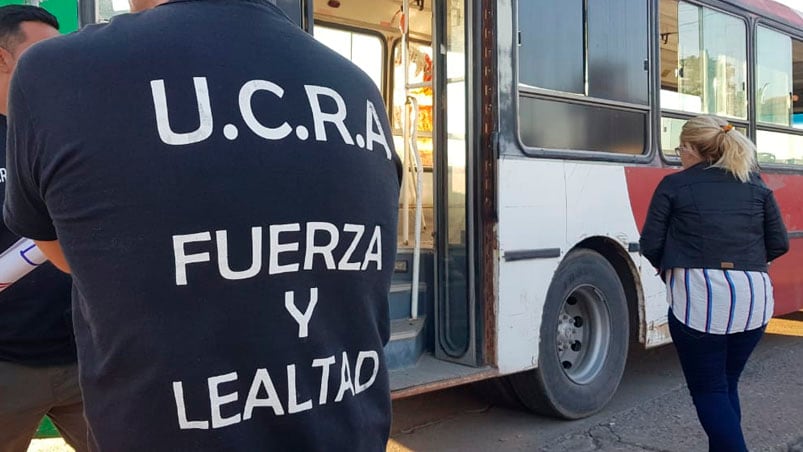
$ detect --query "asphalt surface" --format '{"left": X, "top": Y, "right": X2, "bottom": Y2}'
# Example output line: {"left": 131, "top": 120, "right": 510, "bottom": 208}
{"left": 389, "top": 311, "right": 803, "bottom": 452}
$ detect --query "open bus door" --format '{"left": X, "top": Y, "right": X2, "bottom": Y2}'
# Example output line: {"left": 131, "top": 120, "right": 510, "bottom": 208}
{"left": 311, "top": 0, "right": 485, "bottom": 391}
{"left": 430, "top": 0, "right": 479, "bottom": 369}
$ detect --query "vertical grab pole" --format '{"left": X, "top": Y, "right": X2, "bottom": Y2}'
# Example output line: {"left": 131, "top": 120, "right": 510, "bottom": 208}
{"left": 407, "top": 95, "right": 423, "bottom": 320}
{"left": 400, "top": 0, "right": 411, "bottom": 246}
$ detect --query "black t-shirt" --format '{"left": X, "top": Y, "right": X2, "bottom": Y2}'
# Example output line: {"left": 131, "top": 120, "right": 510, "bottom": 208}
{"left": 3, "top": 1, "right": 400, "bottom": 450}
{"left": 0, "top": 115, "right": 74, "bottom": 366}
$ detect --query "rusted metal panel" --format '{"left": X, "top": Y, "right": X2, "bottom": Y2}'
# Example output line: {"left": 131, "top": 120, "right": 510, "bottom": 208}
{"left": 480, "top": 0, "right": 499, "bottom": 367}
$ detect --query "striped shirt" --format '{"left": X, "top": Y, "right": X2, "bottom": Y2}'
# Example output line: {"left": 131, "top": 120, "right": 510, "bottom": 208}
{"left": 665, "top": 268, "right": 773, "bottom": 334}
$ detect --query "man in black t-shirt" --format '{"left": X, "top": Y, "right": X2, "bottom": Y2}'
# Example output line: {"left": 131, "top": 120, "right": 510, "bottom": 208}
{"left": 4, "top": 1, "right": 400, "bottom": 450}
{"left": 0, "top": 6, "right": 88, "bottom": 452}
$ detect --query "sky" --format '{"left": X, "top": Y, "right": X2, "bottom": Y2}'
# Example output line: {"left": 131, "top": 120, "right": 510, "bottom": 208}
{"left": 774, "top": 0, "right": 803, "bottom": 12}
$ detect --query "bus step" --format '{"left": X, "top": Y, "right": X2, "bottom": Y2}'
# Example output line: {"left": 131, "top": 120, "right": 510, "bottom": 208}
{"left": 388, "top": 282, "right": 428, "bottom": 320}
{"left": 384, "top": 317, "right": 427, "bottom": 371}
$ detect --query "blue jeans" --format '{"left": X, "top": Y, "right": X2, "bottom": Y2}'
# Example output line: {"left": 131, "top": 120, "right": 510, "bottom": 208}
{"left": 668, "top": 309, "right": 764, "bottom": 452}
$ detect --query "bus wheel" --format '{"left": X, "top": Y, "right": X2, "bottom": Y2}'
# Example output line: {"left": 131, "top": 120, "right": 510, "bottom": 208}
{"left": 472, "top": 376, "right": 525, "bottom": 410}
{"left": 508, "top": 249, "right": 629, "bottom": 419}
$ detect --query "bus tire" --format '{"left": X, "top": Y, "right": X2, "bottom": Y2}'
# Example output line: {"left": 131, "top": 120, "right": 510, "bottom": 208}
{"left": 507, "top": 249, "right": 629, "bottom": 419}
{"left": 472, "top": 376, "right": 525, "bottom": 410}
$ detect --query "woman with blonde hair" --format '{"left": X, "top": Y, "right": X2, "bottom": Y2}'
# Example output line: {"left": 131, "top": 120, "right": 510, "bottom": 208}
{"left": 640, "top": 115, "right": 789, "bottom": 452}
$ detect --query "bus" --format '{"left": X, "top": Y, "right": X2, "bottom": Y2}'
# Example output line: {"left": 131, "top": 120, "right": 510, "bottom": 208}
{"left": 23, "top": 0, "right": 803, "bottom": 421}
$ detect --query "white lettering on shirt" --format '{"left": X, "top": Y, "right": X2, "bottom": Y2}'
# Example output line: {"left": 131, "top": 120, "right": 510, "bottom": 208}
{"left": 149, "top": 78, "right": 395, "bottom": 162}
{"left": 338, "top": 224, "right": 364, "bottom": 271}
{"left": 239, "top": 80, "right": 292, "bottom": 140}
{"left": 286, "top": 364, "right": 313, "bottom": 414}
{"left": 243, "top": 369, "right": 285, "bottom": 419}
{"left": 151, "top": 77, "right": 214, "bottom": 146}
{"left": 173, "top": 232, "right": 212, "bottom": 286}
{"left": 354, "top": 351, "right": 379, "bottom": 394}
{"left": 268, "top": 223, "right": 301, "bottom": 275}
{"left": 208, "top": 372, "right": 241, "bottom": 429}
{"left": 311, "top": 356, "right": 335, "bottom": 405}
{"left": 304, "top": 85, "right": 354, "bottom": 145}
{"left": 365, "top": 100, "right": 392, "bottom": 159}
{"left": 361, "top": 226, "right": 382, "bottom": 271}
{"left": 172, "top": 222, "right": 384, "bottom": 287}
{"left": 173, "top": 349, "right": 382, "bottom": 430}
{"left": 216, "top": 227, "right": 263, "bottom": 280}
{"left": 284, "top": 288, "right": 318, "bottom": 339}
{"left": 334, "top": 351, "right": 354, "bottom": 402}
{"left": 303, "top": 222, "right": 338, "bottom": 270}
{"left": 172, "top": 381, "right": 210, "bottom": 430}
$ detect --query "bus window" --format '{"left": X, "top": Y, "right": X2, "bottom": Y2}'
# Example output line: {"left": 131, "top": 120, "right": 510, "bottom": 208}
{"left": 757, "top": 130, "right": 803, "bottom": 166}
{"left": 518, "top": 1, "right": 584, "bottom": 95}
{"left": 518, "top": 0, "right": 647, "bottom": 104}
{"left": 660, "top": 117, "right": 685, "bottom": 159}
{"left": 660, "top": 117, "right": 745, "bottom": 160}
{"left": 795, "top": 39, "right": 803, "bottom": 129}
{"left": 586, "top": 0, "right": 648, "bottom": 104}
{"left": 517, "top": 0, "right": 649, "bottom": 155}
{"left": 313, "top": 25, "right": 384, "bottom": 91}
{"left": 519, "top": 99, "right": 647, "bottom": 155}
{"left": 753, "top": 26, "right": 803, "bottom": 167}
{"left": 756, "top": 27, "right": 793, "bottom": 126}
{"left": 659, "top": 0, "right": 747, "bottom": 120}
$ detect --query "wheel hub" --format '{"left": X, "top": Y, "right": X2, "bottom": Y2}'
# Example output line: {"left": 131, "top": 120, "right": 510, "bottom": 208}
{"left": 554, "top": 286, "right": 612, "bottom": 385}
{"left": 556, "top": 314, "right": 579, "bottom": 352}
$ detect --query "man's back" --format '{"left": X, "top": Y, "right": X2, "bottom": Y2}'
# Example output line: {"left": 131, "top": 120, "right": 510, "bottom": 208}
{"left": 4, "top": 1, "right": 401, "bottom": 450}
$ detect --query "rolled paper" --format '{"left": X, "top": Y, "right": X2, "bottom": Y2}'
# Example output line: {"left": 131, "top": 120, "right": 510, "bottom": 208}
{"left": 0, "top": 238, "right": 47, "bottom": 292}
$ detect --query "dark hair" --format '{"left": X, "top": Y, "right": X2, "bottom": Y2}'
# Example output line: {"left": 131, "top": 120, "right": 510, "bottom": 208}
{"left": 0, "top": 5, "right": 59, "bottom": 53}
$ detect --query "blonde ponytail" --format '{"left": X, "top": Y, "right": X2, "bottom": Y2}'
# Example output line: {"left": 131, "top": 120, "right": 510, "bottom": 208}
{"left": 680, "top": 115, "right": 757, "bottom": 182}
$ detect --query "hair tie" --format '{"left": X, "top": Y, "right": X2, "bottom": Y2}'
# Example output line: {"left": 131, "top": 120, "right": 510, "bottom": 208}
{"left": 721, "top": 124, "right": 734, "bottom": 133}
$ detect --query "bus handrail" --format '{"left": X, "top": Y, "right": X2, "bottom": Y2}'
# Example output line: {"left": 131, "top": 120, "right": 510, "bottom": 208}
{"left": 406, "top": 95, "right": 423, "bottom": 320}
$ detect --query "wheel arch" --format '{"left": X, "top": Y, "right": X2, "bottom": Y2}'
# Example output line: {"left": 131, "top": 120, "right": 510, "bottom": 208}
{"left": 569, "top": 237, "right": 645, "bottom": 345}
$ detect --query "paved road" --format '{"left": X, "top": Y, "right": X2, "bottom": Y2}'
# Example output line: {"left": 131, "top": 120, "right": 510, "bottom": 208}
{"left": 389, "top": 312, "right": 803, "bottom": 452}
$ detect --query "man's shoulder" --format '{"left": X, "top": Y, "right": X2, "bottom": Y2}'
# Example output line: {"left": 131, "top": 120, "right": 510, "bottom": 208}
{"left": 18, "top": 5, "right": 180, "bottom": 70}
{"left": 15, "top": 22, "right": 109, "bottom": 77}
